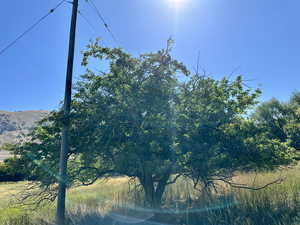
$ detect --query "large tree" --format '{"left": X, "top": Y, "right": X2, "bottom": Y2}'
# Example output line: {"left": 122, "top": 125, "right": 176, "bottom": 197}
{"left": 12, "top": 41, "right": 296, "bottom": 207}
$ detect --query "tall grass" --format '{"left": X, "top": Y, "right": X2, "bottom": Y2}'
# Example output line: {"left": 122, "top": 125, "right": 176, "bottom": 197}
{"left": 1, "top": 168, "right": 300, "bottom": 225}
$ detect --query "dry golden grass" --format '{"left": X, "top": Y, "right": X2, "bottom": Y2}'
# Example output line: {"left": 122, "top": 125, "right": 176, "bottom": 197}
{"left": 1, "top": 168, "right": 300, "bottom": 225}
{"left": 0, "top": 182, "right": 28, "bottom": 208}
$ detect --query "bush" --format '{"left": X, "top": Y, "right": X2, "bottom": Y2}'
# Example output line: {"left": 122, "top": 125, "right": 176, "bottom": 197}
{"left": 0, "top": 157, "right": 28, "bottom": 182}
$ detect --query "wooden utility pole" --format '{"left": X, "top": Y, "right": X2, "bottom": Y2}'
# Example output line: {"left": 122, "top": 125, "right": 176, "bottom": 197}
{"left": 56, "top": 0, "right": 78, "bottom": 225}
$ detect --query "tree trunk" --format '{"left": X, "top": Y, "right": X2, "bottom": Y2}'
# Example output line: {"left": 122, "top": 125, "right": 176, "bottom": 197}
{"left": 139, "top": 170, "right": 170, "bottom": 208}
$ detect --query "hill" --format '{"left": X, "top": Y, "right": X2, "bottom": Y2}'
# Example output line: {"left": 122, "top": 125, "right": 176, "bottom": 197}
{"left": 0, "top": 110, "right": 48, "bottom": 161}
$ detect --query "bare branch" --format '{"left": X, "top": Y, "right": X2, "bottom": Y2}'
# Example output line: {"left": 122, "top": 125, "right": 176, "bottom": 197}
{"left": 74, "top": 166, "right": 115, "bottom": 186}
{"left": 166, "top": 174, "right": 182, "bottom": 185}
{"left": 11, "top": 182, "right": 58, "bottom": 210}
{"left": 216, "top": 177, "right": 284, "bottom": 191}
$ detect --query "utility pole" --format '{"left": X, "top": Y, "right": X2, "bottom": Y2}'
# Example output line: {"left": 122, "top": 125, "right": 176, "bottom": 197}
{"left": 56, "top": 0, "right": 78, "bottom": 225}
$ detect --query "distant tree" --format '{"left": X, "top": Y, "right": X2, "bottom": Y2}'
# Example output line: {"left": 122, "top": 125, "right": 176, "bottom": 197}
{"left": 11, "top": 41, "right": 296, "bottom": 207}
{"left": 0, "top": 157, "right": 29, "bottom": 182}
{"left": 252, "top": 98, "right": 288, "bottom": 142}
{"left": 284, "top": 92, "right": 300, "bottom": 151}
{"left": 289, "top": 92, "right": 300, "bottom": 105}
{"left": 253, "top": 92, "right": 300, "bottom": 152}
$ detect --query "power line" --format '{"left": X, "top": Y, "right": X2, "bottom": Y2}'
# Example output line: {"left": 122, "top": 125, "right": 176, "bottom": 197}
{"left": 77, "top": 9, "right": 108, "bottom": 47}
{"left": 86, "top": 0, "right": 119, "bottom": 45}
{"left": 78, "top": 10, "right": 97, "bottom": 34}
{"left": 0, "top": 0, "right": 66, "bottom": 56}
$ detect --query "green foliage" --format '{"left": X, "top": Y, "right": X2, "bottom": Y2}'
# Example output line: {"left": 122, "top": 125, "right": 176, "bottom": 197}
{"left": 253, "top": 92, "right": 300, "bottom": 152}
{"left": 0, "top": 157, "right": 29, "bottom": 182}
{"left": 177, "top": 76, "right": 294, "bottom": 188}
{"left": 253, "top": 98, "right": 289, "bottom": 142}
{"left": 11, "top": 41, "right": 296, "bottom": 206}
{"left": 7, "top": 113, "right": 61, "bottom": 186}
{"left": 284, "top": 94, "right": 300, "bottom": 150}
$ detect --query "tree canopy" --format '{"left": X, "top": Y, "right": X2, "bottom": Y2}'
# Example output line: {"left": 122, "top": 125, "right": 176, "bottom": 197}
{"left": 11, "top": 41, "right": 296, "bottom": 207}
{"left": 253, "top": 92, "right": 300, "bottom": 152}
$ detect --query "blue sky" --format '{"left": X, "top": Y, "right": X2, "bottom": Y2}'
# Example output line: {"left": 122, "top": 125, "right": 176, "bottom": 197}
{"left": 1, "top": 0, "right": 300, "bottom": 111}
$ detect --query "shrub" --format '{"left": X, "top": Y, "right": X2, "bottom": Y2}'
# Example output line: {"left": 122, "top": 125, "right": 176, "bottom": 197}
{"left": 0, "top": 157, "right": 28, "bottom": 182}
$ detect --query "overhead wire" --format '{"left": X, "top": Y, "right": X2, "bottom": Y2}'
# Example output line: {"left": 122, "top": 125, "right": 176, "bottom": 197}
{"left": 78, "top": 10, "right": 97, "bottom": 34}
{"left": 77, "top": 9, "right": 108, "bottom": 47}
{"left": 0, "top": 0, "right": 66, "bottom": 56}
{"left": 86, "top": 0, "right": 119, "bottom": 45}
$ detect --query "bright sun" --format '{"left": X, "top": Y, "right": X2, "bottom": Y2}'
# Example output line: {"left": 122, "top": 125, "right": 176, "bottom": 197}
{"left": 169, "top": 0, "right": 185, "bottom": 2}
{"left": 167, "top": 0, "right": 187, "bottom": 7}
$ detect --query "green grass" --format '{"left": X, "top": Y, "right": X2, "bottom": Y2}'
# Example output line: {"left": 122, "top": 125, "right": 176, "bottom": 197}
{"left": 1, "top": 168, "right": 300, "bottom": 225}
{"left": 0, "top": 182, "right": 30, "bottom": 220}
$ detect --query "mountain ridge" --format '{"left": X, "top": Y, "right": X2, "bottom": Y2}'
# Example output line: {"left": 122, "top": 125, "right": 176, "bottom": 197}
{"left": 0, "top": 110, "right": 48, "bottom": 161}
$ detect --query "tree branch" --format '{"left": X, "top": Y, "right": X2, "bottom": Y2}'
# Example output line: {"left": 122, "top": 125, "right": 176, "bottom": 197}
{"left": 166, "top": 174, "right": 182, "bottom": 185}
{"left": 215, "top": 177, "right": 284, "bottom": 190}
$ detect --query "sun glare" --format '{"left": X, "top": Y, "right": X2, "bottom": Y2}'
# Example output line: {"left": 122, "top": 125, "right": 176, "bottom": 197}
{"left": 167, "top": 0, "right": 187, "bottom": 8}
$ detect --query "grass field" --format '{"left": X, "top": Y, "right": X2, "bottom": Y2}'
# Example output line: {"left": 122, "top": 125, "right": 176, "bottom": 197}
{"left": 1, "top": 168, "right": 300, "bottom": 225}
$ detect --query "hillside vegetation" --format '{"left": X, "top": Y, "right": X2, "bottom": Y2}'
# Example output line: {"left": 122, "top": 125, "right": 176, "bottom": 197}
{"left": 0, "top": 110, "right": 47, "bottom": 161}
